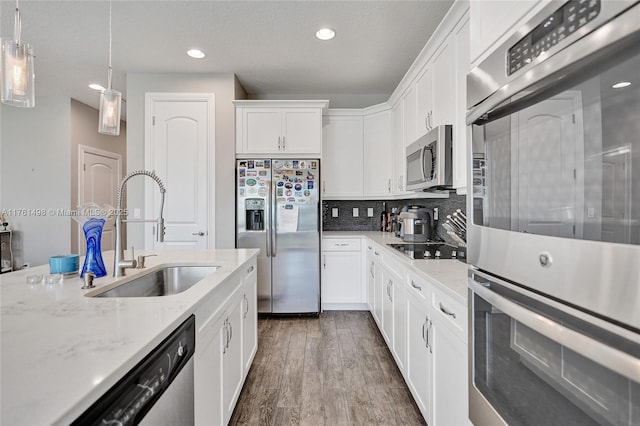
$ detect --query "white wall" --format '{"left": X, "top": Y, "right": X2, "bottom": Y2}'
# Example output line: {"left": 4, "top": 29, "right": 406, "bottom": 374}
{"left": 70, "top": 100, "right": 127, "bottom": 253}
{"left": 0, "top": 97, "right": 72, "bottom": 267}
{"left": 126, "top": 73, "right": 240, "bottom": 249}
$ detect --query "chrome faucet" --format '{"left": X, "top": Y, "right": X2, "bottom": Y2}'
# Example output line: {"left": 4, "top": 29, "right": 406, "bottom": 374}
{"left": 113, "top": 170, "right": 166, "bottom": 277}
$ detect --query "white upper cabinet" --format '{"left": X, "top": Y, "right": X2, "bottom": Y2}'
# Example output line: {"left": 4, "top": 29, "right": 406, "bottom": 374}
{"left": 415, "top": 64, "right": 433, "bottom": 139}
{"left": 235, "top": 100, "right": 328, "bottom": 156}
{"left": 402, "top": 85, "right": 417, "bottom": 147}
{"left": 322, "top": 114, "right": 364, "bottom": 198}
{"left": 470, "top": 0, "right": 549, "bottom": 68}
{"left": 452, "top": 15, "right": 471, "bottom": 190}
{"left": 432, "top": 40, "right": 454, "bottom": 128}
{"left": 363, "top": 108, "right": 393, "bottom": 197}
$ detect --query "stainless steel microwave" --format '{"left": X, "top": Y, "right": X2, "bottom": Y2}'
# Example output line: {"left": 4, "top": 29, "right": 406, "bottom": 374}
{"left": 405, "top": 124, "right": 452, "bottom": 191}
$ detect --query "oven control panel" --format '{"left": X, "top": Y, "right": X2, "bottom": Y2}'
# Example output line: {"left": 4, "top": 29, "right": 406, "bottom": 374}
{"left": 507, "top": 0, "right": 601, "bottom": 75}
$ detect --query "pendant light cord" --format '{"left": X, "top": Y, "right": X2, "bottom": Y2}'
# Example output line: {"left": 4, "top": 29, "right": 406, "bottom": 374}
{"left": 14, "top": 0, "right": 21, "bottom": 44}
{"left": 107, "top": 0, "right": 113, "bottom": 90}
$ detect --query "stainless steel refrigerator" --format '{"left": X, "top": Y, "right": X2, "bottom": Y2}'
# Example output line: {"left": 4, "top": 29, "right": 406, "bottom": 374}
{"left": 236, "top": 159, "right": 320, "bottom": 314}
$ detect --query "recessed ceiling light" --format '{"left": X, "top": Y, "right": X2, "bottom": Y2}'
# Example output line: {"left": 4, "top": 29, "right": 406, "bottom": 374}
{"left": 187, "top": 49, "right": 206, "bottom": 59}
{"left": 89, "top": 83, "right": 105, "bottom": 91}
{"left": 612, "top": 81, "right": 631, "bottom": 89}
{"left": 315, "top": 28, "right": 336, "bottom": 41}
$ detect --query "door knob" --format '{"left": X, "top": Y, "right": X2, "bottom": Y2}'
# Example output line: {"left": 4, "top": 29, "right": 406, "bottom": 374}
{"left": 192, "top": 231, "right": 205, "bottom": 236}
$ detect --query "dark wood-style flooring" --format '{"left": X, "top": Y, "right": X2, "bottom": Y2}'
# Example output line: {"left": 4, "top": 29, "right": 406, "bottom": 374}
{"left": 229, "top": 311, "right": 426, "bottom": 426}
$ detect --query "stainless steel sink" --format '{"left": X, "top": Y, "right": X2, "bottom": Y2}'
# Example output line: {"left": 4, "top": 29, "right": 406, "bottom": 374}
{"left": 93, "top": 266, "right": 219, "bottom": 297}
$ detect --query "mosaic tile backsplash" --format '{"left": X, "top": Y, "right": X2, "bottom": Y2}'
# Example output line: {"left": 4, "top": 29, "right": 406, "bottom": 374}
{"left": 322, "top": 194, "right": 466, "bottom": 244}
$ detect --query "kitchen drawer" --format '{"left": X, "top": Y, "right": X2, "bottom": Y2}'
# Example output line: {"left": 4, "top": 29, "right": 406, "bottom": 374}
{"left": 323, "top": 238, "right": 362, "bottom": 251}
{"left": 406, "top": 269, "right": 429, "bottom": 302}
{"left": 431, "top": 285, "right": 467, "bottom": 338}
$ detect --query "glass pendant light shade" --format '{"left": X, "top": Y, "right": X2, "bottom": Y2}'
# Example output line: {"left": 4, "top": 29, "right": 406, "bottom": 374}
{"left": 1, "top": 4, "right": 35, "bottom": 108}
{"left": 98, "top": 0, "right": 121, "bottom": 136}
{"left": 98, "top": 87, "right": 121, "bottom": 135}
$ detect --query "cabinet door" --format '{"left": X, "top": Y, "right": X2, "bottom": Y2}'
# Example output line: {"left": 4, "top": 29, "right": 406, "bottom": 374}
{"left": 366, "top": 246, "right": 375, "bottom": 312}
{"left": 242, "top": 266, "right": 258, "bottom": 374}
{"left": 402, "top": 85, "right": 417, "bottom": 146}
{"left": 432, "top": 40, "right": 454, "bottom": 127}
{"left": 406, "top": 290, "right": 432, "bottom": 423}
{"left": 222, "top": 298, "right": 244, "bottom": 425}
{"left": 372, "top": 249, "right": 383, "bottom": 327}
{"left": 392, "top": 101, "right": 409, "bottom": 195}
{"left": 282, "top": 109, "right": 322, "bottom": 154}
{"left": 322, "top": 250, "right": 363, "bottom": 305}
{"left": 415, "top": 64, "right": 433, "bottom": 138}
{"left": 392, "top": 277, "right": 406, "bottom": 373}
{"left": 363, "top": 110, "right": 393, "bottom": 197}
{"left": 322, "top": 115, "right": 364, "bottom": 198}
{"left": 242, "top": 108, "right": 282, "bottom": 153}
{"left": 381, "top": 271, "right": 394, "bottom": 346}
{"left": 431, "top": 316, "right": 468, "bottom": 426}
{"left": 194, "top": 314, "right": 224, "bottom": 426}
{"left": 453, "top": 15, "right": 470, "bottom": 190}
{"left": 469, "top": 0, "right": 544, "bottom": 66}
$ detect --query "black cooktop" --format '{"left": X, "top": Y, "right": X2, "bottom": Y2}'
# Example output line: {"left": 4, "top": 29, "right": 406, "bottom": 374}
{"left": 387, "top": 242, "right": 465, "bottom": 261}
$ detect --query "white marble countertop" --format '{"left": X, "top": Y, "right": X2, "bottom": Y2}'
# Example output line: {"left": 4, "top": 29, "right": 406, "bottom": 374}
{"left": 0, "top": 248, "right": 259, "bottom": 426}
{"left": 322, "top": 231, "right": 469, "bottom": 303}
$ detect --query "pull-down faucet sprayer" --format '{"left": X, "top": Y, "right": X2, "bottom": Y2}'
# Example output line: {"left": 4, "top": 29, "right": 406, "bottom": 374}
{"left": 113, "top": 170, "right": 166, "bottom": 277}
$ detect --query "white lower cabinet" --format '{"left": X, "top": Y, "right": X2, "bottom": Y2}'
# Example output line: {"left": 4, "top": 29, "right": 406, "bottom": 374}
{"left": 222, "top": 294, "right": 244, "bottom": 423}
{"left": 242, "top": 264, "right": 258, "bottom": 374}
{"left": 405, "top": 278, "right": 433, "bottom": 423}
{"left": 194, "top": 259, "right": 258, "bottom": 426}
{"left": 366, "top": 244, "right": 376, "bottom": 312}
{"left": 431, "top": 312, "right": 468, "bottom": 426}
{"left": 372, "top": 247, "right": 384, "bottom": 327}
{"left": 321, "top": 238, "right": 364, "bottom": 309}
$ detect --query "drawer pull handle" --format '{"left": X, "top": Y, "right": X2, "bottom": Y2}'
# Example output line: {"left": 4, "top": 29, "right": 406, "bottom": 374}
{"left": 374, "top": 251, "right": 380, "bottom": 256}
{"left": 247, "top": 265, "right": 254, "bottom": 274}
{"left": 411, "top": 280, "right": 422, "bottom": 291}
{"left": 439, "top": 302, "right": 456, "bottom": 319}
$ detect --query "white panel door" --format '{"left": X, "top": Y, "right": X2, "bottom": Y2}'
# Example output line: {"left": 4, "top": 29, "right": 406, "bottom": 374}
{"left": 79, "top": 147, "right": 121, "bottom": 255}
{"left": 147, "top": 94, "right": 212, "bottom": 249}
{"left": 514, "top": 92, "right": 583, "bottom": 238}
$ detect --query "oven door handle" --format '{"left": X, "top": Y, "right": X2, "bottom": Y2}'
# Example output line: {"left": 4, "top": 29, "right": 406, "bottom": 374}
{"left": 469, "top": 279, "right": 640, "bottom": 383}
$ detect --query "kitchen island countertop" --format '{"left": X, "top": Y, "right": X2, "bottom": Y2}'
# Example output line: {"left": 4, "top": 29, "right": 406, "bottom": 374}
{"left": 0, "top": 248, "right": 259, "bottom": 425}
{"left": 322, "top": 231, "right": 469, "bottom": 303}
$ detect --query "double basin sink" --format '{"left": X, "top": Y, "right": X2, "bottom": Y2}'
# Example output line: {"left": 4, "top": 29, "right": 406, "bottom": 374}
{"left": 89, "top": 265, "right": 219, "bottom": 298}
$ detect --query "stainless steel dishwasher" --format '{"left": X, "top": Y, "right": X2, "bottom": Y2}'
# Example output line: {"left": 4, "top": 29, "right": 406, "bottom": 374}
{"left": 72, "top": 315, "right": 195, "bottom": 426}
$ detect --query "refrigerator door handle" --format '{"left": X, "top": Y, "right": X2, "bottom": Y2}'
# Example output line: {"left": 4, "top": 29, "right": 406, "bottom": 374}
{"left": 272, "top": 205, "right": 277, "bottom": 257}
{"left": 265, "top": 179, "right": 271, "bottom": 258}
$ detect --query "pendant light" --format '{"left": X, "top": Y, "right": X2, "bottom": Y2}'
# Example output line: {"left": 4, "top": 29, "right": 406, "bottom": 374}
{"left": 98, "top": 0, "right": 121, "bottom": 136}
{"left": 1, "top": 0, "right": 36, "bottom": 108}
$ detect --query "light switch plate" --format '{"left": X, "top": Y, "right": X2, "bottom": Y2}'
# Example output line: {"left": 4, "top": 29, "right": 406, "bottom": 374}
{"left": 367, "top": 207, "right": 374, "bottom": 217}
{"left": 332, "top": 208, "right": 339, "bottom": 218}
{"left": 353, "top": 208, "right": 359, "bottom": 217}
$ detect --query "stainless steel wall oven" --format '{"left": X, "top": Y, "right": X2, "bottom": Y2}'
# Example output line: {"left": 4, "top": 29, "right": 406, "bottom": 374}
{"left": 466, "top": 1, "right": 640, "bottom": 424}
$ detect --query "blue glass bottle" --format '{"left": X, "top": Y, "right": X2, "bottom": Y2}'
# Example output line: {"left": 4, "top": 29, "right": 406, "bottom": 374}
{"left": 81, "top": 218, "right": 107, "bottom": 278}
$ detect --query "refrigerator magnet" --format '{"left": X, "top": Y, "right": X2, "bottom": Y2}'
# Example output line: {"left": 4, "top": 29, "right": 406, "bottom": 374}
{"left": 247, "top": 161, "right": 255, "bottom": 169}
{"left": 256, "top": 161, "right": 264, "bottom": 167}
{"left": 259, "top": 170, "right": 267, "bottom": 176}
{"left": 294, "top": 183, "right": 303, "bottom": 191}
{"left": 258, "top": 187, "right": 267, "bottom": 196}
{"left": 239, "top": 178, "right": 246, "bottom": 187}
{"left": 239, "top": 188, "right": 245, "bottom": 196}
{"left": 304, "top": 190, "right": 311, "bottom": 196}
{"left": 299, "top": 161, "right": 306, "bottom": 169}
{"left": 239, "top": 161, "right": 247, "bottom": 168}
{"left": 307, "top": 181, "right": 314, "bottom": 189}
{"left": 285, "top": 190, "right": 292, "bottom": 196}
{"left": 246, "top": 170, "right": 257, "bottom": 177}
{"left": 246, "top": 179, "right": 257, "bottom": 186}
{"left": 311, "top": 161, "right": 318, "bottom": 169}
{"left": 277, "top": 188, "right": 284, "bottom": 196}
{"left": 264, "top": 160, "right": 270, "bottom": 168}
{"left": 239, "top": 169, "right": 245, "bottom": 177}
{"left": 292, "top": 160, "right": 299, "bottom": 168}
{"left": 277, "top": 181, "right": 285, "bottom": 187}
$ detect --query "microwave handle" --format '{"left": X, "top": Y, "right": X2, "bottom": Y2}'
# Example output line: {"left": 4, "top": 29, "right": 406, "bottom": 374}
{"left": 420, "top": 145, "right": 427, "bottom": 181}
{"left": 469, "top": 277, "right": 640, "bottom": 383}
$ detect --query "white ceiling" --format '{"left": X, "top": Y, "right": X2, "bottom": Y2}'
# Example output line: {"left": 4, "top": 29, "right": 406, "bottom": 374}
{"left": 0, "top": 0, "right": 454, "bottom": 114}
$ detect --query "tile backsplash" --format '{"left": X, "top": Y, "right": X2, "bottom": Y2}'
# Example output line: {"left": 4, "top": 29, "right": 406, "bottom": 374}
{"left": 322, "top": 194, "right": 466, "bottom": 244}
